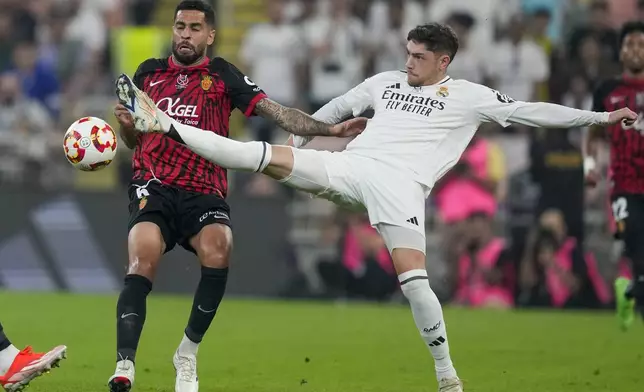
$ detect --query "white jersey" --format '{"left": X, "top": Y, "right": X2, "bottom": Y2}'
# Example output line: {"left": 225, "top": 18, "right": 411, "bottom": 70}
{"left": 295, "top": 71, "right": 611, "bottom": 188}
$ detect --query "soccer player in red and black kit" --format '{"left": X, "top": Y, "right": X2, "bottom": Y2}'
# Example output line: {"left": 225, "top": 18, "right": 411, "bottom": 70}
{"left": 109, "top": 1, "right": 363, "bottom": 391}
{"left": 585, "top": 21, "right": 644, "bottom": 330}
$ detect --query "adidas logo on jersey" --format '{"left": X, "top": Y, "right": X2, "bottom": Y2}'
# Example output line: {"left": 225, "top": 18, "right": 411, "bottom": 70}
{"left": 386, "top": 83, "right": 401, "bottom": 89}
{"left": 406, "top": 216, "right": 419, "bottom": 226}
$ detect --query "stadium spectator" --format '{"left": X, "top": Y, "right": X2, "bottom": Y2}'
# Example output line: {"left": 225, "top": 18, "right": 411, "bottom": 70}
{"left": 240, "top": 0, "right": 309, "bottom": 196}
{"left": 433, "top": 135, "right": 507, "bottom": 283}
{"left": 487, "top": 15, "right": 549, "bottom": 104}
{"left": 0, "top": 14, "right": 14, "bottom": 73}
{"left": 365, "top": 0, "right": 425, "bottom": 74}
{"left": 551, "top": 34, "right": 620, "bottom": 103}
{"left": 8, "top": 40, "right": 60, "bottom": 120}
{"left": 444, "top": 12, "right": 487, "bottom": 84}
{"left": 316, "top": 212, "right": 398, "bottom": 302}
{"left": 0, "top": 72, "right": 54, "bottom": 188}
{"left": 528, "top": 8, "right": 555, "bottom": 102}
{"left": 240, "top": 0, "right": 307, "bottom": 143}
{"left": 637, "top": 0, "right": 644, "bottom": 20}
{"left": 453, "top": 212, "right": 515, "bottom": 308}
{"left": 521, "top": 0, "right": 566, "bottom": 44}
{"left": 434, "top": 136, "right": 507, "bottom": 225}
{"left": 530, "top": 125, "right": 585, "bottom": 246}
{"left": 567, "top": 0, "right": 619, "bottom": 61}
{"left": 518, "top": 209, "right": 610, "bottom": 308}
{"left": 426, "top": 0, "right": 519, "bottom": 50}
{"left": 303, "top": 0, "right": 366, "bottom": 111}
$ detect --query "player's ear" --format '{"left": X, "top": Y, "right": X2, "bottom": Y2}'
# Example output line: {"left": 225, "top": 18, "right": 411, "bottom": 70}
{"left": 207, "top": 29, "right": 216, "bottom": 46}
{"left": 439, "top": 54, "right": 451, "bottom": 71}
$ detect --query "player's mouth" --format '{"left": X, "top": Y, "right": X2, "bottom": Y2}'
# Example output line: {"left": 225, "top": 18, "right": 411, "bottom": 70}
{"left": 177, "top": 43, "right": 194, "bottom": 54}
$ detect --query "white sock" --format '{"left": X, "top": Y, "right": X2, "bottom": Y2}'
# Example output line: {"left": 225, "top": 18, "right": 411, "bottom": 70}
{"left": 399, "top": 269, "right": 458, "bottom": 381}
{"left": 155, "top": 107, "right": 272, "bottom": 173}
{"left": 177, "top": 333, "right": 199, "bottom": 357}
{"left": 0, "top": 345, "right": 20, "bottom": 375}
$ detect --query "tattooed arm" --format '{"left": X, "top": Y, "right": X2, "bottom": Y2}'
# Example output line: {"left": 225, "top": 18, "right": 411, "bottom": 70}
{"left": 254, "top": 98, "right": 336, "bottom": 137}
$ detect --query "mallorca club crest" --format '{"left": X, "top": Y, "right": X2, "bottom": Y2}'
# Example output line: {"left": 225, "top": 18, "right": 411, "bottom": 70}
{"left": 139, "top": 196, "right": 148, "bottom": 210}
{"left": 201, "top": 74, "right": 213, "bottom": 91}
{"left": 176, "top": 74, "right": 189, "bottom": 90}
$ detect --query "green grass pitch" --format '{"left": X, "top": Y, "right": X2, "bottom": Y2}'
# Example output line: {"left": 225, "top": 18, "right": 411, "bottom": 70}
{"left": 1, "top": 291, "right": 642, "bottom": 392}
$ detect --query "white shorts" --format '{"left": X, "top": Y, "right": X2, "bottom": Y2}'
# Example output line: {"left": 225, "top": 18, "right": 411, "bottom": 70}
{"left": 283, "top": 148, "right": 429, "bottom": 252}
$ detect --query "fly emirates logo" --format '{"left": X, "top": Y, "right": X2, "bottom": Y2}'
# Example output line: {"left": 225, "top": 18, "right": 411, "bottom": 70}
{"left": 156, "top": 97, "right": 200, "bottom": 126}
{"left": 381, "top": 89, "right": 445, "bottom": 117}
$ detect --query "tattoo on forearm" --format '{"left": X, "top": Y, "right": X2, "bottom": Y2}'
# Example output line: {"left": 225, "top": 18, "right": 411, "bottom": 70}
{"left": 255, "top": 98, "right": 332, "bottom": 136}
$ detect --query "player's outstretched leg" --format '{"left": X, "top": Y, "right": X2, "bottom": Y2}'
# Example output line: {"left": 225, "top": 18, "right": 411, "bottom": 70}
{"left": 376, "top": 225, "right": 462, "bottom": 392}
{"left": 0, "top": 322, "right": 67, "bottom": 392}
{"left": 108, "top": 222, "right": 162, "bottom": 392}
{"left": 115, "top": 74, "right": 307, "bottom": 183}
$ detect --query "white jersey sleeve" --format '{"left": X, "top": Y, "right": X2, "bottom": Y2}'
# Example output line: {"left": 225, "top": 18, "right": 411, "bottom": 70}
{"left": 291, "top": 76, "right": 375, "bottom": 148}
{"left": 472, "top": 84, "right": 610, "bottom": 128}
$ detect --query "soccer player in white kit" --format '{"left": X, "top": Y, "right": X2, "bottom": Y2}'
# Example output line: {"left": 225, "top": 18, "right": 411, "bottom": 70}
{"left": 116, "top": 23, "right": 636, "bottom": 392}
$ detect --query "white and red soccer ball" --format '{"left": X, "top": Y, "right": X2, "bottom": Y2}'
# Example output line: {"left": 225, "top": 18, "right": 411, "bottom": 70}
{"left": 63, "top": 116, "right": 117, "bottom": 171}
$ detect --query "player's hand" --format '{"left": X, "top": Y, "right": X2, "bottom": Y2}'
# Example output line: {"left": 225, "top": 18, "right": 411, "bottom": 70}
{"left": 607, "top": 107, "right": 637, "bottom": 126}
{"left": 114, "top": 104, "right": 135, "bottom": 129}
{"left": 330, "top": 117, "right": 368, "bottom": 138}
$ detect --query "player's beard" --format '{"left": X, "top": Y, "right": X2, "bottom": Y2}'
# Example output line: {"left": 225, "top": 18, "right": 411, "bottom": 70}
{"left": 172, "top": 41, "right": 206, "bottom": 66}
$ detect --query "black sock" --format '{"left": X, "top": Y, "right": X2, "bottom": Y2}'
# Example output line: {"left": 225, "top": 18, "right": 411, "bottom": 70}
{"left": 116, "top": 274, "right": 152, "bottom": 363}
{"left": 185, "top": 266, "right": 228, "bottom": 343}
{"left": 0, "top": 322, "right": 10, "bottom": 352}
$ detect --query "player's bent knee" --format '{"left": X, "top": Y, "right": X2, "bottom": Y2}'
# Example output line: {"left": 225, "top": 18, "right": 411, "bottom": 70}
{"left": 191, "top": 223, "right": 233, "bottom": 268}
{"left": 127, "top": 221, "right": 165, "bottom": 278}
{"left": 376, "top": 223, "right": 427, "bottom": 274}
{"left": 262, "top": 145, "right": 295, "bottom": 180}
{"left": 391, "top": 248, "right": 427, "bottom": 275}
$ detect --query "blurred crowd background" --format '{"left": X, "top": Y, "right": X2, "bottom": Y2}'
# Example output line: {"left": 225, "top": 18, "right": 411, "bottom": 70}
{"left": 0, "top": 0, "right": 638, "bottom": 309}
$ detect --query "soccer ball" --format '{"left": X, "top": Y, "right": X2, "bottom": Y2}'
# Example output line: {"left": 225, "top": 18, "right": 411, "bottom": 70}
{"left": 63, "top": 116, "right": 118, "bottom": 171}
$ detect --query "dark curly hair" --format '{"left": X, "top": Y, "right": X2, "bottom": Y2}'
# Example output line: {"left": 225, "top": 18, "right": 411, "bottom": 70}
{"left": 407, "top": 23, "right": 459, "bottom": 63}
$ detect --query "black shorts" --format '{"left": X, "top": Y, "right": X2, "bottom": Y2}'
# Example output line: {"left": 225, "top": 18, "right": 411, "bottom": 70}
{"left": 611, "top": 194, "right": 644, "bottom": 261}
{"left": 128, "top": 180, "right": 231, "bottom": 254}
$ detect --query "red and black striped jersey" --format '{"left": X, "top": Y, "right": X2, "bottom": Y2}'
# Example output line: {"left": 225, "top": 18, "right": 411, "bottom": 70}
{"left": 131, "top": 56, "right": 266, "bottom": 196}
{"left": 593, "top": 76, "right": 644, "bottom": 196}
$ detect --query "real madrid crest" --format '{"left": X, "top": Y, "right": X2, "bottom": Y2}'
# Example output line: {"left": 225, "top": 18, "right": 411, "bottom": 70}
{"left": 201, "top": 74, "right": 213, "bottom": 91}
{"left": 437, "top": 86, "right": 449, "bottom": 98}
{"left": 139, "top": 196, "right": 148, "bottom": 210}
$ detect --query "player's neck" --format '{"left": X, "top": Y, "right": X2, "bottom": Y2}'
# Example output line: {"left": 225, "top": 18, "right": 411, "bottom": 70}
{"left": 170, "top": 54, "right": 207, "bottom": 68}
{"left": 420, "top": 73, "right": 449, "bottom": 86}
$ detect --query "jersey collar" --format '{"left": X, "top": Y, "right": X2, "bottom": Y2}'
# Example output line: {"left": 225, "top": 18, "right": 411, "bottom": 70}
{"left": 169, "top": 55, "right": 210, "bottom": 69}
